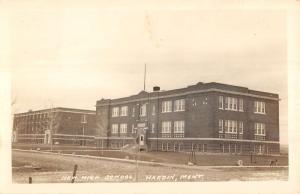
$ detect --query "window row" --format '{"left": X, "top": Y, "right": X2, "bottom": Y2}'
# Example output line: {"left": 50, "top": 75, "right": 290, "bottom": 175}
{"left": 218, "top": 120, "right": 266, "bottom": 136}
{"left": 111, "top": 123, "right": 128, "bottom": 134}
{"left": 15, "top": 113, "right": 49, "bottom": 120}
{"left": 162, "top": 99, "right": 185, "bottom": 113}
{"left": 218, "top": 120, "right": 243, "bottom": 134}
{"left": 218, "top": 96, "right": 266, "bottom": 114}
{"left": 111, "top": 121, "right": 185, "bottom": 135}
{"left": 161, "top": 121, "right": 185, "bottom": 134}
{"left": 111, "top": 99, "right": 185, "bottom": 117}
{"left": 218, "top": 96, "right": 243, "bottom": 111}
{"left": 112, "top": 106, "right": 128, "bottom": 117}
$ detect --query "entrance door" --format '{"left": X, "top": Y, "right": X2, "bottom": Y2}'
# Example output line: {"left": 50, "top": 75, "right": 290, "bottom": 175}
{"left": 44, "top": 130, "right": 51, "bottom": 144}
{"left": 139, "top": 135, "right": 144, "bottom": 146}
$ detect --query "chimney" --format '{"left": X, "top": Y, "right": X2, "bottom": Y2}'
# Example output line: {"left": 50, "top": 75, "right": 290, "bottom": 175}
{"left": 153, "top": 86, "right": 160, "bottom": 92}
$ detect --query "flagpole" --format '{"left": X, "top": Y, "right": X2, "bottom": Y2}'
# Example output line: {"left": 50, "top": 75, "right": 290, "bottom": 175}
{"left": 143, "top": 63, "right": 146, "bottom": 91}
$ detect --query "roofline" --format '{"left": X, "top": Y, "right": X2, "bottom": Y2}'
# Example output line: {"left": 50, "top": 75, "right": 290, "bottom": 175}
{"left": 96, "top": 82, "right": 279, "bottom": 106}
{"left": 14, "top": 107, "right": 96, "bottom": 116}
{"left": 97, "top": 88, "right": 280, "bottom": 107}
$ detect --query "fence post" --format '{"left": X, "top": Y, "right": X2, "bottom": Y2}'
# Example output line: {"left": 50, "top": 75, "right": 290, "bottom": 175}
{"left": 71, "top": 164, "right": 78, "bottom": 183}
{"left": 29, "top": 177, "right": 32, "bottom": 184}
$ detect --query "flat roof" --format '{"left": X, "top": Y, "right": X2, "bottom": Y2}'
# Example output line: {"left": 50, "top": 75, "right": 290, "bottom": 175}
{"left": 96, "top": 82, "right": 279, "bottom": 106}
{"left": 14, "top": 107, "right": 96, "bottom": 116}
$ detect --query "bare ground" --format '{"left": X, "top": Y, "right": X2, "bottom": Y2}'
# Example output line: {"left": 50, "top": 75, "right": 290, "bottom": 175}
{"left": 12, "top": 150, "right": 288, "bottom": 183}
{"left": 12, "top": 143, "right": 289, "bottom": 166}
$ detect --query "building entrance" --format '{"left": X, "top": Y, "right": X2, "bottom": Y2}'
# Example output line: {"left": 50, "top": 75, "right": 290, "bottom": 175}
{"left": 44, "top": 130, "right": 51, "bottom": 144}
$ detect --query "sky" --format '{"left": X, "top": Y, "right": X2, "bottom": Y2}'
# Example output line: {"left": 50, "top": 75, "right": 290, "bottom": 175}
{"left": 8, "top": 1, "right": 287, "bottom": 144}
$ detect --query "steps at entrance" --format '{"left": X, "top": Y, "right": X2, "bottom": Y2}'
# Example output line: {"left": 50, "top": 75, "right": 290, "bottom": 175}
{"left": 121, "top": 144, "right": 138, "bottom": 153}
{"left": 121, "top": 144, "right": 147, "bottom": 152}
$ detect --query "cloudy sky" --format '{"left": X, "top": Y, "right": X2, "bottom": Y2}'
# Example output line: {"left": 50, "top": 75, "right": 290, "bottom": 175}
{"left": 8, "top": 1, "right": 287, "bottom": 144}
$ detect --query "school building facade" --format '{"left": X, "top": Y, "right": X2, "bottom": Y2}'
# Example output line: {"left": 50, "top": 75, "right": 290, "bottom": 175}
{"left": 12, "top": 107, "right": 96, "bottom": 145}
{"left": 95, "top": 82, "right": 280, "bottom": 155}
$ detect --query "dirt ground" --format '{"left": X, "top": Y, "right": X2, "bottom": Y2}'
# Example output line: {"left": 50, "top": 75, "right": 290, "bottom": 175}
{"left": 12, "top": 150, "right": 288, "bottom": 183}
{"left": 12, "top": 143, "right": 289, "bottom": 166}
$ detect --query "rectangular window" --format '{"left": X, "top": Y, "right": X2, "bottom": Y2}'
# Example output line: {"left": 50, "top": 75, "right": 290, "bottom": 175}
{"left": 81, "top": 114, "right": 87, "bottom": 123}
{"left": 120, "top": 106, "right": 128, "bottom": 116}
{"left": 120, "top": 123, "right": 127, "bottom": 133}
{"left": 224, "top": 120, "right": 238, "bottom": 134}
{"left": 238, "top": 99, "right": 244, "bottom": 112}
{"left": 139, "top": 104, "right": 147, "bottom": 117}
{"left": 112, "top": 107, "right": 119, "bottom": 117}
{"left": 131, "top": 124, "right": 135, "bottom": 133}
{"left": 233, "top": 98, "right": 237, "bottom": 110}
{"left": 174, "top": 121, "right": 185, "bottom": 133}
{"left": 224, "top": 120, "right": 228, "bottom": 132}
{"left": 162, "top": 101, "right": 172, "bottom": 113}
{"left": 254, "top": 101, "right": 266, "bottom": 114}
{"left": 255, "top": 123, "right": 266, "bottom": 135}
{"left": 218, "top": 96, "right": 223, "bottom": 109}
{"left": 239, "top": 121, "right": 244, "bottom": 134}
{"left": 225, "top": 97, "right": 238, "bottom": 111}
{"left": 233, "top": 120, "right": 237, "bottom": 133}
{"left": 228, "top": 97, "right": 232, "bottom": 109}
{"left": 151, "top": 123, "right": 155, "bottom": 133}
{"left": 152, "top": 105, "right": 156, "bottom": 116}
{"left": 112, "top": 124, "right": 118, "bottom": 134}
{"left": 225, "top": 97, "right": 228, "bottom": 109}
{"left": 228, "top": 120, "right": 232, "bottom": 132}
{"left": 218, "top": 119, "right": 223, "bottom": 132}
{"left": 162, "top": 121, "right": 172, "bottom": 133}
{"left": 132, "top": 107, "right": 135, "bottom": 117}
{"left": 174, "top": 99, "right": 185, "bottom": 112}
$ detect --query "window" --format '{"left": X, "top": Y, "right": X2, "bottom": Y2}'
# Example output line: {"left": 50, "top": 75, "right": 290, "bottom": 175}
{"left": 224, "top": 120, "right": 228, "bottom": 132}
{"left": 255, "top": 123, "right": 266, "bottom": 135}
{"left": 151, "top": 123, "right": 155, "bottom": 133}
{"left": 132, "top": 107, "right": 135, "bottom": 117}
{"left": 174, "top": 99, "right": 185, "bottom": 112}
{"left": 120, "top": 123, "right": 127, "bottom": 133}
{"left": 238, "top": 99, "right": 244, "bottom": 112}
{"left": 120, "top": 106, "right": 128, "bottom": 116}
{"left": 162, "top": 121, "right": 172, "bottom": 133}
{"left": 225, "top": 97, "right": 238, "bottom": 111}
{"left": 139, "top": 104, "right": 147, "bottom": 117}
{"left": 81, "top": 114, "right": 87, "bottom": 123}
{"left": 152, "top": 105, "right": 156, "bottom": 116}
{"left": 162, "top": 101, "right": 172, "bottom": 113}
{"left": 112, "top": 124, "right": 118, "bottom": 134}
{"left": 174, "top": 121, "right": 185, "bottom": 133}
{"left": 218, "top": 119, "right": 223, "bottom": 132}
{"left": 112, "top": 107, "right": 119, "bottom": 117}
{"left": 233, "top": 121, "right": 237, "bottom": 133}
{"left": 131, "top": 124, "right": 136, "bottom": 133}
{"left": 233, "top": 98, "right": 237, "bottom": 110}
{"left": 218, "top": 96, "right": 223, "bottom": 109}
{"left": 254, "top": 101, "right": 266, "bottom": 114}
{"left": 239, "top": 121, "right": 244, "bottom": 134}
{"left": 225, "top": 120, "right": 237, "bottom": 133}
{"left": 228, "top": 120, "right": 232, "bottom": 132}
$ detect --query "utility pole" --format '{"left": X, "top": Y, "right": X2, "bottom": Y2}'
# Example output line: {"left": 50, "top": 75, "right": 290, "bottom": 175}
{"left": 50, "top": 106, "right": 54, "bottom": 151}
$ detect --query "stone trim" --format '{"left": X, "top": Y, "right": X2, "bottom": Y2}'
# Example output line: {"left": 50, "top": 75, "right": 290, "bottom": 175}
{"left": 147, "top": 137, "right": 279, "bottom": 144}
{"left": 97, "top": 88, "right": 279, "bottom": 106}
